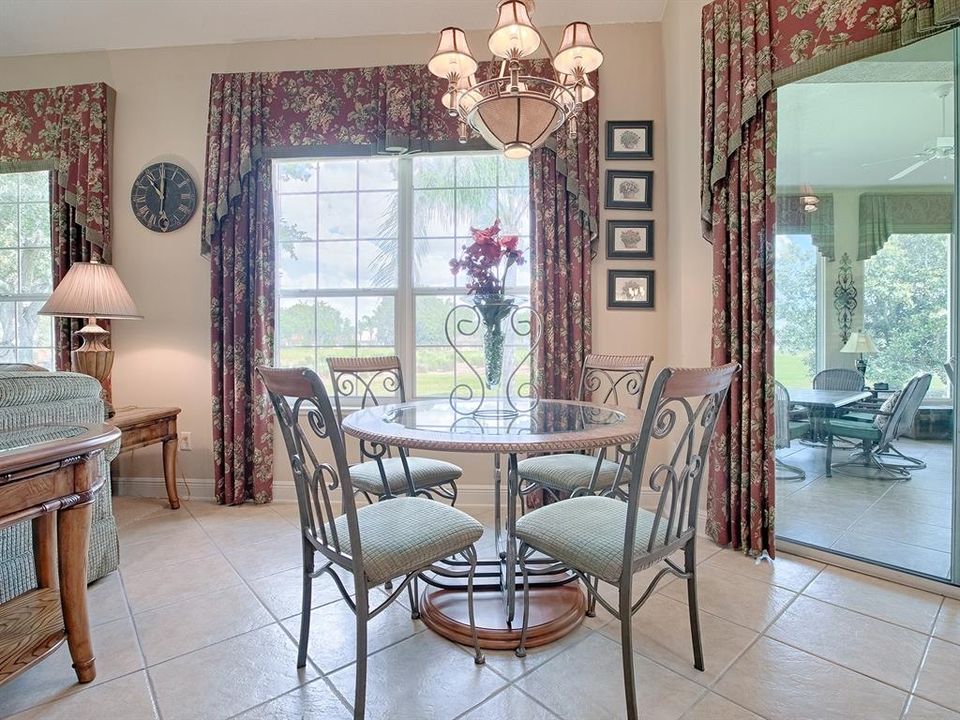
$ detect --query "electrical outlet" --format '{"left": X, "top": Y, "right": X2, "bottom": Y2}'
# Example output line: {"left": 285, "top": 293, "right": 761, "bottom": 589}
{"left": 178, "top": 431, "right": 192, "bottom": 451}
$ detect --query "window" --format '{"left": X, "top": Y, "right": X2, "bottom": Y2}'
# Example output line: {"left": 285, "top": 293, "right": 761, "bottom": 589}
{"left": 864, "top": 233, "right": 951, "bottom": 398}
{"left": 774, "top": 233, "right": 818, "bottom": 387}
{"left": 0, "top": 171, "right": 54, "bottom": 368}
{"left": 274, "top": 153, "right": 530, "bottom": 398}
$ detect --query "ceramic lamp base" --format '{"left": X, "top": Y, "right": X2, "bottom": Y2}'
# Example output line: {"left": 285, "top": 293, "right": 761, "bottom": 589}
{"left": 70, "top": 321, "right": 115, "bottom": 418}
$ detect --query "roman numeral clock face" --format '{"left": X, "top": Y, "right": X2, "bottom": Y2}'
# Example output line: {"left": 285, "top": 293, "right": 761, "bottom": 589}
{"left": 131, "top": 162, "right": 197, "bottom": 233}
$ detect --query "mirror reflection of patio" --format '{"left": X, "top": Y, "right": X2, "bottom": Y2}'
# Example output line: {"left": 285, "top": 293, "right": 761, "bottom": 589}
{"left": 776, "top": 437, "right": 952, "bottom": 579}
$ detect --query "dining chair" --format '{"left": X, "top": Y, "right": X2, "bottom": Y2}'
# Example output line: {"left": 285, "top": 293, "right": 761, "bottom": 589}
{"left": 813, "top": 367, "right": 864, "bottom": 391}
{"left": 516, "top": 353, "right": 654, "bottom": 501}
{"left": 327, "top": 356, "right": 461, "bottom": 504}
{"left": 513, "top": 363, "right": 739, "bottom": 720}
{"left": 258, "top": 366, "right": 485, "bottom": 720}
{"left": 825, "top": 371, "right": 931, "bottom": 479}
{"left": 775, "top": 381, "right": 810, "bottom": 481}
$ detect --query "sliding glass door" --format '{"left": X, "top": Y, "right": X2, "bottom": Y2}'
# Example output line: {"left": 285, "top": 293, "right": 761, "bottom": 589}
{"left": 774, "top": 29, "right": 959, "bottom": 585}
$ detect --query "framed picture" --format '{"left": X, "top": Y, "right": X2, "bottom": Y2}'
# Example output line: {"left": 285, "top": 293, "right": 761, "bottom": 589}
{"left": 605, "top": 170, "right": 653, "bottom": 210}
{"left": 606, "top": 220, "right": 654, "bottom": 259}
{"left": 606, "top": 121, "right": 653, "bottom": 160}
{"left": 608, "top": 270, "right": 654, "bottom": 309}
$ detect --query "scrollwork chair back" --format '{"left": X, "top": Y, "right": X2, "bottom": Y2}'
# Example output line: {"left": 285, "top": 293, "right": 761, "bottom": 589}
{"left": 577, "top": 353, "right": 654, "bottom": 409}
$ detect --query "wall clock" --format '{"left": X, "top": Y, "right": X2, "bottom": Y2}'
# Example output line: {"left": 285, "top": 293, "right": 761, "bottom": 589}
{"left": 131, "top": 161, "right": 197, "bottom": 233}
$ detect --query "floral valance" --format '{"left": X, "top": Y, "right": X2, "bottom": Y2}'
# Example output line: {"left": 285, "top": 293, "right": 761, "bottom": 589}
{"left": 0, "top": 83, "right": 114, "bottom": 258}
{"left": 776, "top": 193, "right": 836, "bottom": 260}
{"left": 201, "top": 60, "right": 598, "bottom": 257}
{"left": 858, "top": 192, "right": 953, "bottom": 260}
{"left": 702, "top": 0, "right": 960, "bottom": 238}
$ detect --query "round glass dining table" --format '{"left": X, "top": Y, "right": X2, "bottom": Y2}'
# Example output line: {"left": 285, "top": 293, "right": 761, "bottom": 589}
{"left": 341, "top": 397, "right": 644, "bottom": 649}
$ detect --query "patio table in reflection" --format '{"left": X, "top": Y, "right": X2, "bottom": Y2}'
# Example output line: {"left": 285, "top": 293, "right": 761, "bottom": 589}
{"left": 341, "top": 397, "right": 643, "bottom": 649}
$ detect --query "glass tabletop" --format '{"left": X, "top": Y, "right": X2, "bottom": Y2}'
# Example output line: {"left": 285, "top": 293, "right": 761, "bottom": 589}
{"left": 341, "top": 398, "right": 644, "bottom": 454}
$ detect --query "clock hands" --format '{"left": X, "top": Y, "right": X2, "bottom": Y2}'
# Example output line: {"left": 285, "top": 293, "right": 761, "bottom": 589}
{"left": 157, "top": 163, "right": 169, "bottom": 231}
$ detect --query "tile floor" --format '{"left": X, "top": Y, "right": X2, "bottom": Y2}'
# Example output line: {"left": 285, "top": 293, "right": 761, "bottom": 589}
{"left": 777, "top": 438, "right": 954, "bottom": 578}
{"left": 1, "top": 497, "right": 959, "bottom": 720}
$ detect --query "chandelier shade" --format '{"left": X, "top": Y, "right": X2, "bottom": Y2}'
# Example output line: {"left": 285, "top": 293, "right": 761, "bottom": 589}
{"left": 428, "top": 27, "right": 478, "bottom": 80}
{"left": 553, "top": 22, "right": 603, "bottom": 75}
{"left": 427, "top": 0, "right": 600, "bottom": 158}
{"left": 488, "top": 0, "right": 541, "bottom": 59}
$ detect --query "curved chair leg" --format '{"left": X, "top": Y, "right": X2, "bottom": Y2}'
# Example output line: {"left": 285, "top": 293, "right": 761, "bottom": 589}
{"left": 515, "top": 542, "right": 531, "bottom": 658}
{"left": 775, "top": 457, "right": 805, "bottom": 482}
{"left": 297, "top": 537, "right": 314, "bottom": 668}
{"left": 407, "top": 575, "right": 421, "bottom": 620}
{"left": 684, "top": 543, "right": 704, "bottom": 672}
{"left": 619, "top": 582, "right": 638, "bottom": 720}
{"left": 354, "top": 590, "right": 369, "bottom": 720}
{"left": 465, "top": 545, "right": 485, "bottom": 665}
{"left": 585, "top": 575, "right": 599, "bottom": 618}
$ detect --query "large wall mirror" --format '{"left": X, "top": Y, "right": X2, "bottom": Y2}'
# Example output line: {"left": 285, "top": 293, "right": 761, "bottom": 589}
{"left": 774, "top": 29, "right": 959, "bottom": 585}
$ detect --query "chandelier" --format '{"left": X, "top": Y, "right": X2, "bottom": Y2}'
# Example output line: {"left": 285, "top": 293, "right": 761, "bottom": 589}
{"left": 427, "top": 0, "right": 603, "bottom": 160}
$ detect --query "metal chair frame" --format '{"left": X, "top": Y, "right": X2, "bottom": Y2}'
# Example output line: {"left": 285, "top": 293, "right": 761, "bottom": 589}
{"left": 826, "top": 372, "right": 932, "bottom": 480}
{"left": 515, "top": 364, "right": 738, "bottom": 720}
{"left": 327, "top": 355, "right": 458, "bottom": 504}
{"left": 259, "top": 366, "right": 484, "bottom": 720}
{"left": 518, "top": 353, "right": 654, "bottom": 503}
{"left": 774, "top": 381, "right": 809, "bottom": 482}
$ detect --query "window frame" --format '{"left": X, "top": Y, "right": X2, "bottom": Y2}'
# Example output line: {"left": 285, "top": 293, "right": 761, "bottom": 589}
{"left": 272, "top": 151, "right": 531, "bottom": 401}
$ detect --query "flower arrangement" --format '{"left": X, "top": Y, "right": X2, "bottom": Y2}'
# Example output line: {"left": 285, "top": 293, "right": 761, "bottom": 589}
{"left": 449, "top": 219, "right": 525, "bottom": 297}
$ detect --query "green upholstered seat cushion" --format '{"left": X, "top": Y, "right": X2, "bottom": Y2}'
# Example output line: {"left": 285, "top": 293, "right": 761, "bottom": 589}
{"left": 788, "top": 421, "right": 809, "bottom": 441}
{"left": 333, "top": 497, "right": 482, "bottom": 586}
{"left": 348, "top": 456, "right": 461, "bottom": 496}
{"left": 515, "top": 496, "right": 673, "bottom": 584}
{"left": 826, "top": 418, "right": 881, "bottom": 441}
{"left": 517, "top": 454, "right": 624, "bottom": 494}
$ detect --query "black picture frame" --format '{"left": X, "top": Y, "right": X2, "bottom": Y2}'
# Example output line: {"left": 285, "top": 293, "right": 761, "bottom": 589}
{"left": 606, "top": 120, "right": 653, "bottom": 160}
{"left": 606, "top": 220, "right": 654, "bottom": 260}
{"left": 605, "top": 170, "right": 653, "bottom": 210}
{"left": 607, "top": 269, "right": 655, "bottom": 309}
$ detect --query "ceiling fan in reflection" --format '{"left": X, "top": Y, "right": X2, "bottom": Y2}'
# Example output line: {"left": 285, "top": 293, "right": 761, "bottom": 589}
{"left": 862, "top": 85, "right": 954, "bottom": 182}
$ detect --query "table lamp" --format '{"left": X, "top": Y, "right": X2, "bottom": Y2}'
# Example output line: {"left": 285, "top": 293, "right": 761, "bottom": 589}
{"left": 38, "top": 259, "right": 142, "bottom": 417}
{"left": 841, "top": 330, "right": 878, "bottom": 377}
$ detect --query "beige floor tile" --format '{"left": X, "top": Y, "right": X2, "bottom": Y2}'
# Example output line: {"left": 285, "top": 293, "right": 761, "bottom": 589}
{"left": 915, "top": 638, "right": 960, "bottom": 712}
{"left": 679, "top": 692, "right": 763, "bottom": 720}
{"left": 281, "top": 597, "right": 423, "bottom": 674}
{"left": 117, "top": 510, "right": 200, "bottom": 545}
{"left": 517, "top": 632, "right": 705, "bottom": 720}
{"left": 767, "top": 595, "right": 927, "bottom": 690}
{"left": 933, "top": 598, "right": 960, "bottom": 645}
{"left": 232, "top": 678, "right": 351, "bottom": 720}
{"left": 0, "top": 614, "right": 144, "bottom": 717}
{"left": 196, "top": 506, "right": 294, "bottom": 547}
{"left": 134, "top": 584, "right": 274, "bottom": 665}
{"left": 113, "top": 496, "right": 173, "bottom": 527}
{"left": 148, "top": 624, "right": 317, "bottom": 720}
{"left": 659, "top": 564, "right": 796, "bottom": 632}
{"left": 903, "top": 696, "right": 960, "bottom": 720}
{"left": 459, "top": 686, "right": 560, "bottom": 720}
{"left": 247, "top": 565, "right": 352, "bottom": 619}
{"left": 221, "top": 532, "right": 303, "bottom": 581}
{"left": 714, "top": 637, "right": 907, "bottom": 720}
{"left": 703, "top": 548, "right": 823, "bottom": 591}
{"left": 6, "top": 671, "right": 158, "bottom": 720}
{"left": 328, "top": 632, "right": 506, "bottom": 720}
{"left": 802, "top": 566, "right": 943, "bottom": 633}
{"left": 831, "top": 531, "right": 951, "bottom": 579}
{"left": 120, "top": 526, "right": 220, "bottom": 575}
{"left": 480, "top": 624, "right": 594, "bottom": 681}
{"left": 86, "top": 571, "right": 129, "bottom": 627}
{"left": 845, "top": 512, "right": 952, "bottom": 553}
{"left": 122, "top": 552, "right": 243, "bottom": 614}
{"left": 868, "top": 497, "right": 953, "bottom": 529}
{"left": 599, "top": 594, "right": 758, "bottom": 685}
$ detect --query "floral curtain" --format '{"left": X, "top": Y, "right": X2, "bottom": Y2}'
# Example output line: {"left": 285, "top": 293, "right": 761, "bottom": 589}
{"left": 858, "top": 192, "right": 952, "bottom": 260}
{"left": 202, "top": 61, "right": 598, "bottom": 504}
{"left": 0, "top": 83, "right": 114, "bottom": 370}
{"left": 702, "top": 0, "right": 959, "bottom": 557}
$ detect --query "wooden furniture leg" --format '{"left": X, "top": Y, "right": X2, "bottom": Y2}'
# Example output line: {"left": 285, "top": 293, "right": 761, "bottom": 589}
{"left": 57, "top": 495, "right": 96, "bottom": 683}
{"left": 32, "top": 512, "right": 57, "bottom": 589}
{"left": 162, "top": 436, "right": 180, "bottom": 510}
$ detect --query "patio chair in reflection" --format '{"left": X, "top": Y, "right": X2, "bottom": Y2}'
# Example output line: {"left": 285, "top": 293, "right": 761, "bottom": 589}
{"left": 775, "top": 381, "right": 810, "bottom": 481}
{"left": 824, "top": 372, "right": 931, "bottom": 479}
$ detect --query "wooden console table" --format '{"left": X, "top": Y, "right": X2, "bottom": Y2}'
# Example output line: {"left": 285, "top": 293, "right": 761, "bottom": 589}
{"left": 0, "top": 423, "right": 121, "bottom": 685}
{"left": 111, "top": 407, "right": 181, "bottom": 509}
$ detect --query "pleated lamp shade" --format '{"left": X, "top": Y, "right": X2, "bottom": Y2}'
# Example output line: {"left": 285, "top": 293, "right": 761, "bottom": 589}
{"left": 39, "top": 261, "right": 142, "bottom": 320}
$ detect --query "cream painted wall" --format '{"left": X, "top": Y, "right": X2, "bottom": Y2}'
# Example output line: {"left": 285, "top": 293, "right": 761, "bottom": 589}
{"left": 662, "top": 0, "right": 713, "bottom": 368}
{"left": 0, "top": 22, "right": 671, "bottom": 501}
